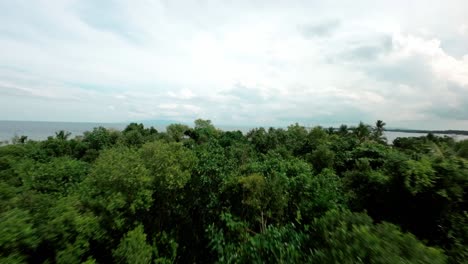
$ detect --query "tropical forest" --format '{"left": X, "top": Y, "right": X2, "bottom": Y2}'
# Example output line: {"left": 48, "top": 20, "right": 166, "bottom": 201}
{"left": 1, "top": 119, "right": 468, "bottom": 263}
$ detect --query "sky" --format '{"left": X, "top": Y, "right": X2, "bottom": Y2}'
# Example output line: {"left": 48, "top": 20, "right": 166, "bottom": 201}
{"left": 1, "top": 0, "right": 468, "bottom": 129}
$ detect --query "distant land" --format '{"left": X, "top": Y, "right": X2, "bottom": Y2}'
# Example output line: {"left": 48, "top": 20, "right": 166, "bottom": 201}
{"left": 133, "top": 119, "right": 188, "bottom": 126}
{"left": 1, "top": 120, "right": 468, "bottom": 142}
{"left": 385, "top": 128, "right": 468, "bottom": 136}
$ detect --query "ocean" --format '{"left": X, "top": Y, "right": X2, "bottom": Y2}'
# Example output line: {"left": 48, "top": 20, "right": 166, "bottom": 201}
{"left": 0, "top": 121, "right": 129, "bottom": 142}
{"left": 0, "top": 120, "right": 467, "bottom": 143}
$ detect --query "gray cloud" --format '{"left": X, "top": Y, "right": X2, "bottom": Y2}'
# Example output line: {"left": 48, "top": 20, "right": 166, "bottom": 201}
{"left": 299, "top": 20, "right": 340, "bottom": 38}
{"left": 344, "top": 35, "right": 393, "bottom": 60}
{"left": 432, "top": 106, "right": 468, "bottom": 120}
{"left": 276, "top": 107, "right": 372, "bottom": 127}
{"left": 222, "top": 83, "right": 269, "bottom": 103}
{"left": 1, "top": 1, "right": 468, "bottom": 129}
{"left": 366, "top": 57, "right": 434, "bottom": 87}
{"left": 429, "top": 83, "right": 468, "bottom": 120}
{"left": 74, "top": 0, "right": 145, "bottom": 43}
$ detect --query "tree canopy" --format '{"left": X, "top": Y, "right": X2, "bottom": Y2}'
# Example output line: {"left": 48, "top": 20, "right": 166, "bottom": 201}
{"left": 1, "top": 120, "right": 467, "bottom": 263}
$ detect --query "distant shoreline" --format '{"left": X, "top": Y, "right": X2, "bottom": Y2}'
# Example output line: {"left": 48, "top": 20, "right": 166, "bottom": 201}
{"left": 385, "top": 129, "right": 468, "bottom": 136}
{"left": 1, "top": 120, "right": 468, "bottom": 137}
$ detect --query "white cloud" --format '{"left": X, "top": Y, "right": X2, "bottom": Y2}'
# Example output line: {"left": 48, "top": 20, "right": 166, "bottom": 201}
{"left": 389, "top": 33, "right": 468, "bottom": 86}
{"left": 168, "top": 89, "right": 195, "bottom": 100}
{"left": 1, "top": 0, "right": 468, "bottom": 129}
{"left": 458, "top": 24, "right": 468, "bottom": 36}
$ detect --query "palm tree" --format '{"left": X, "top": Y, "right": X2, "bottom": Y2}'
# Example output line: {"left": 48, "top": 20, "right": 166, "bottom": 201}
{"left": 338, "top": 124, "right": 349, "bottom": 135}
{"left": 353, "top": 122, "right": 372, "bottom": 142}
{"left": 373, "top": 120, "right": 387, "bottom": 143}
{"left": 375, "top": 120, "right": 386, "bottom": 133}
{"left": 55, "top": 130, "right": 71, "bottom": 140}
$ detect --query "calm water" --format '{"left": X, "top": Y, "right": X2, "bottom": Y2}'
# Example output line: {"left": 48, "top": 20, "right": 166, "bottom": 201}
{"left": 0, "top": 121, "right": 467, "bottom": 143}
{"left": 0, "top": 121, "right": 128, "bottom": 142}
{"left": 384, "top": 131, "right": 468, "bottom": 143}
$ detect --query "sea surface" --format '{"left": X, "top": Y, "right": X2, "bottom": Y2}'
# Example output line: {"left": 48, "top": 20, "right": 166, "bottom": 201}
{"left": 1, "top": 120, "right": 467, "bottom": 143}
{"left": 384, "top": 131, "right": 468, "bottom": 143}
{"left": 0, "top": 121, "right": 129, "bottom": 142}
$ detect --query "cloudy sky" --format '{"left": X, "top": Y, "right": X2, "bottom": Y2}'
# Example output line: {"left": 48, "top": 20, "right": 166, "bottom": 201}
{"left": 1, "top": 0, "right": 468, "bottom": 129}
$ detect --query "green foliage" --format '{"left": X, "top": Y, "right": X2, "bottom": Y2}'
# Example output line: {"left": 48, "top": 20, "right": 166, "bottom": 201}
{"left": 77, "top": 127, "right": 121, "bottom": 161}
{"left": 41, "top": 132, "right": 74, "bottom": 157}
{"left": 139, "top": 141, "right": 197, "bottom": 240}
{"left": 372, "top": 120, "right": 387, "bottom": 143}
{"left": 113, "top": 225, "right": 153, "bottom": 264}
{"left": 166, "top": 124, "right": 190, "bottom": 142}
{"left": 1, "top": 120, "right": 467, "bottom": 263}
{"left": 140, "top": 141, "right": 196, "bottom": 190}
{"left": 402, "top": 157, "right": 436, "bottom": 195}
{"left": 15, "top": 157, "right": 88, "bottom": 195}
{"left": 119, "top": 123, "right": 158, "bottom": 147}
{"left": 83, "top": 127, "right": 119, "bottom": 149}
{"left": 189, "top": 119, "right": 220, "bottom": 144}
{"left": 307, "top": 143, "right": 335, "bottom": 172}
{"left": 208, "top": 215, "right": 306, "bottom": 264}
{"left": 291, "top": 168, "right": 345, "bottom": 222}
{"left": 285, "top": 123, "right": 309, "bottom": 155}
{"left": 237, "top": 174, "right": 272, "bottom": 231}
{"left": 309, "top": 209, "right": 447, "bottom": 263}
{"left": 353, "top": 121, "right": 372, "bottom": 142}
{"left": 455, "top": 139, "right": 468, "bottom": 159}
{"left": 0, "top": 208, "right": 38, "bottom": 262}
{"left": 307, "top": 126, "right": 329, "bottom": 149}
{"left": 80, "top": 147, "right": 153, "bottom": 231}
{"left": 44, "top": 195, "right": 103, "bottom": 263}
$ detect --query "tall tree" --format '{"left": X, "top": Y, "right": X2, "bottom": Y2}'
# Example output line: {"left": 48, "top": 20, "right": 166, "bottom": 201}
{"left": 373, "top": 120, "right": 387, "bottom": 143}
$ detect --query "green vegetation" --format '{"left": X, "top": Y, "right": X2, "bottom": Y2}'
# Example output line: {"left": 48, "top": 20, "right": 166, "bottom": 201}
{"left": 1, "top": 119, "right": 467, "bottom": 263}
